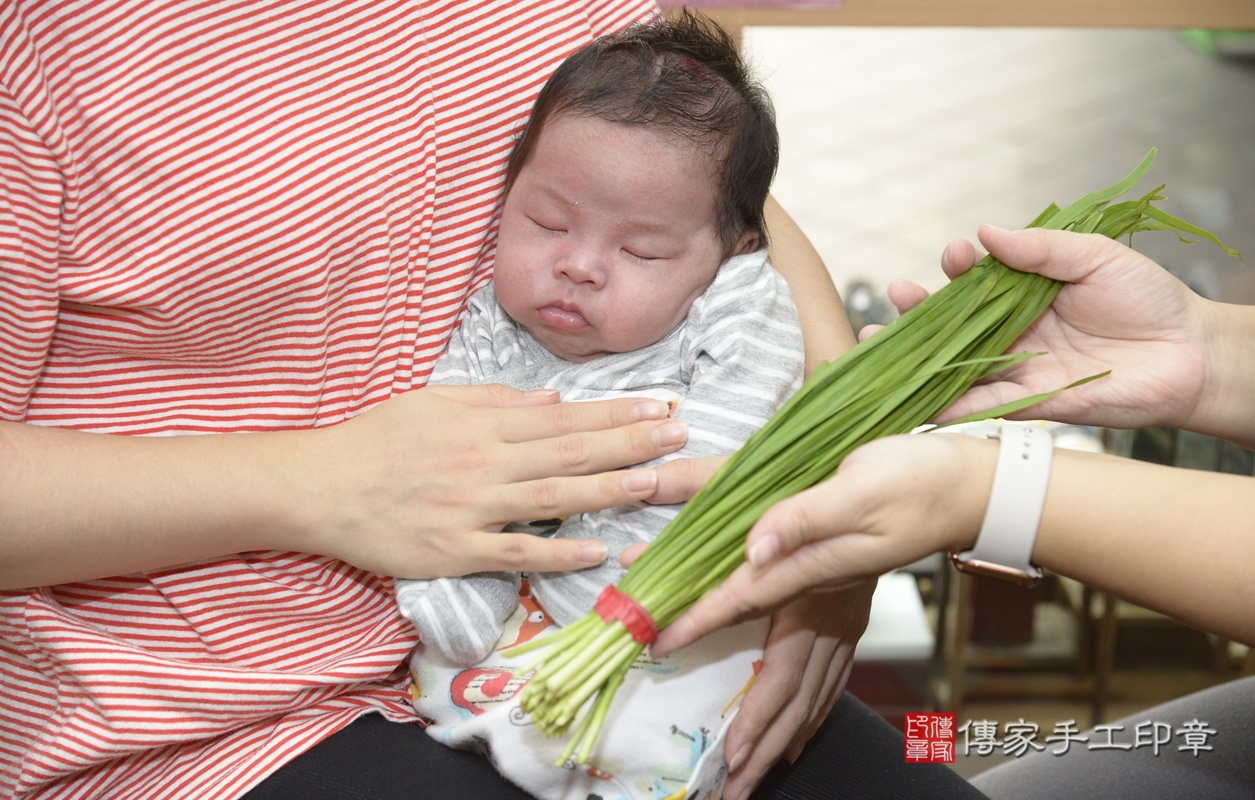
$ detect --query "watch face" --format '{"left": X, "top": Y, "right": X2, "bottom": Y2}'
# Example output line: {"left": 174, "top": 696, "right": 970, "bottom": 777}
{"left": 949, "top": 553, "right": 1043, "bottom": 588}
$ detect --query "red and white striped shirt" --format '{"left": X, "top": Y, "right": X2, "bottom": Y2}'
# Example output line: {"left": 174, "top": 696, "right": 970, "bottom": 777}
{"left": 0, "top": 1, "right": 655, "bottom": 797}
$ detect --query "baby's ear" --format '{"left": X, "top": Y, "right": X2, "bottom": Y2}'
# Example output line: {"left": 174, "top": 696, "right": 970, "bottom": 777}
{"left": 732, "top": 230, "right": 760, "bottom": 256}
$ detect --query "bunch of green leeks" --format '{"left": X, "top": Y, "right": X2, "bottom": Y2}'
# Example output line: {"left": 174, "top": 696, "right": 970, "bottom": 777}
{"left": 505, "top": 149, "right": 1238, "bottom": 766}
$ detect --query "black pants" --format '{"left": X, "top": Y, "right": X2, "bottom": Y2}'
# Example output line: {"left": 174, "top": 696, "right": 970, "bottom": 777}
{"left": 245, "top": 692, "right": 987, "bottom": 799}
{"left": 973, "top": 676, "right": 1255, "bottom": 800}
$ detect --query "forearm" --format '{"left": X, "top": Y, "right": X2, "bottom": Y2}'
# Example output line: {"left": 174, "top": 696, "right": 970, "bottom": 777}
{"left": 659, "top": 430, "right": 1255, "bottom": 657}
{"left": 1031, "top": 448, "right": 1255, "bottom": 644}
{"left": 1190, "top": 300, "right": 1255, "bottom": 449}
{"left": 948, "top": 439, "right": 1255, "bottom": 643}
{"left": 2, "top": 389, "right": 689, "bottom": 590}
{"left": 763, "top": 195, "right": 856, "bottom": 375}
{"left": 0, "top": 421, "right": 311, "bottom": 588}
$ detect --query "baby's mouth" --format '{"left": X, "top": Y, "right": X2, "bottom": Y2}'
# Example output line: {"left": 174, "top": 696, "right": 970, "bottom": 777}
{"left": 537, "top": 304, "right": 590, "bottom": 331}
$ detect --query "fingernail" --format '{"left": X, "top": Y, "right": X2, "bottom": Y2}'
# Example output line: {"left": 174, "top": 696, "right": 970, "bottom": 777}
{"left": 579, "top": 543, "right": 608, "bottom": 564}
{"left": 981, "top": 223, "right": 1011, "bottom": 234}
{"left": 623, "top": 469, "right": 657, "bottom": 494}
{"left": 747, "top": 534, "right": 781, "bottom": 570}
{"left": 728, "top": 743, "right": 751, "bottom": 775}
{"left": 524, "top": 389, "right": 559, "bottom": 397}
{"left": 632, "top": 400, "right": 669, "bottom": 420}
{"left": 653, "top": 420, "right": 687, "bottom": 448}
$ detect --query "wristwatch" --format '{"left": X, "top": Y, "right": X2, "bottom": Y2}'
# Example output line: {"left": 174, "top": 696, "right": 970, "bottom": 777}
{"left": 950, "top": 423, "right": 1052, "bottom": 587}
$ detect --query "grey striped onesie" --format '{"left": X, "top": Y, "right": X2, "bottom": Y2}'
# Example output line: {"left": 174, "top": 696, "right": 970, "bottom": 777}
{"left": 395, "top": 249, "right": 804, "bottom": 665}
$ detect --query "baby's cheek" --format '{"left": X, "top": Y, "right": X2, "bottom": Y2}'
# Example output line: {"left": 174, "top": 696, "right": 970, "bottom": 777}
{"left": 609, "top": 301, "right": 682, "bottom": 350}
{"left": 493, "top": 272, "right": 532, "bottom": 323}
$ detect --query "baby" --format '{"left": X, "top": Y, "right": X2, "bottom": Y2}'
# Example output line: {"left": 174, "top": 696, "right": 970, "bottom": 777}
{"left": 397, "top": 13, "right": 804, "bottom": 800}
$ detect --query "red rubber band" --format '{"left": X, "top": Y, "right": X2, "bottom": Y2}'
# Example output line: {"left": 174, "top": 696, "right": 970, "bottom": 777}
{"left": 594, "top": 585, "right": 658, "bottom": 645}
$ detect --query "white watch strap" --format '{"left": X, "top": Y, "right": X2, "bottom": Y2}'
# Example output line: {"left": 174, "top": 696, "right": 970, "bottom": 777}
{"left": 955, "top": 423, "right": 1052, "bottom": 580}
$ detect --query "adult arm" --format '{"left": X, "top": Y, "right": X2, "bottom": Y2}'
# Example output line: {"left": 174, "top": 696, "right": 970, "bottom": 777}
{"left": 0, "top": 0, "right": 694, "bottom": 592}
{"left": 763, "top": 195, "right": 856, "bottom": 375}
{"left": 656, "top": 433, "right": 1255, "bottom": 651}
{"left": 0, "top": 389, "right": 687, "bottom": 589}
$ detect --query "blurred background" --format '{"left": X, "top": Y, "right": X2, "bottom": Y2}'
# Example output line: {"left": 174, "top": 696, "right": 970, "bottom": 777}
{"left": 748, "top": 23, "right": 1255, "bottom": 780}
{"left": 746, "top": 25, "right": 1255, "bottom": 307}
{"left": 665, "top": 3, "right": 1254, "bottom": 781}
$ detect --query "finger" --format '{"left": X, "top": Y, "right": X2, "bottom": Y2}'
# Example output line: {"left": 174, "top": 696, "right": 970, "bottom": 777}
{"left": 724, "top": 695, "right": 812, "bottom": 799}
{"left": 976, "top": 225, "right": 1120, "bottom": 284}
{"left": 783, "top": 585, "right": 872, "bottom": 760}
{"left": 785, "top": 648, "right": 853, "bottom": 763}
{"left": 657, "top": 480, "right": 871, "bottom": 656}
{"left": 422, "top": 382, "right": 560, "bottom": 409}
{"left": 649, "top": 456, "right": 725, "bottom": 505}
{"left": 653, "top": 564, "right": 790, "bottom": 656}
{"left": 484, "top": 468, "right": 660, "bottom": 527}
{"left": 619, "top": 542, "right": 647, "bottom": 569}
{"left": 744, "top": 480, "right": 859, "bottom": 571}
{"left": 940, "top": 237, "right": 983, "bottom": 279}
{"left": 503, "top": 418, "right": 688, "bottom": 481}
{"left": 443, "top": 530, "right": 610, "bottom": 576}
{"left": 885, "top": 279, "right": 929, "bottom": 316}
{"left": 724, "top": 621, "right": 830, "bottom": 800}
{"left": 856, "top": 324, "right": 883, "bottom": 343}
{"left": 723, "top": 614, "right": 812, "bottom": 781}
{"left": 493, "top": 396, "right": 674, "bottom": 444}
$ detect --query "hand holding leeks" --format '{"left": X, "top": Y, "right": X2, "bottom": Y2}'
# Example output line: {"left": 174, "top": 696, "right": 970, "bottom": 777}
{"left": 888, "top": 225, "right": 1254, "bottom": 447}
{"left": 659, "top": 423, "right": 1255, "bottom": 655}
{"left": 657, "top": 226, "right": 1255, "bottom": 657}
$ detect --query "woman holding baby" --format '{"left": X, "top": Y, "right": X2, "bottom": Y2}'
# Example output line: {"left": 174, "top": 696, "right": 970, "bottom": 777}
{"left": 0, "top": 2, "right": 963, "bottom": 800}
{"left": 8, "top": 2, "right": 1239, "bottom": 799}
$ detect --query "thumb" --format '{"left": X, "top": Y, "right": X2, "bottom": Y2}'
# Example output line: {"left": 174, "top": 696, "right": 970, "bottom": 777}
{"left": 977, "top": 225, "right": 1124, "bottom": 284}
{"left": 422, "top": 382, "right": 560, "bottom": 409}
{"left": 744, "top": 477, "right": 862, "bottom": 572}
{"left": 619, "top": 542, "right": 648, "bottom": 569}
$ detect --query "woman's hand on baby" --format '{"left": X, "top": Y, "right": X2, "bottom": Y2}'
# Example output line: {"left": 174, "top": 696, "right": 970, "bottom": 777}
{"left": 620, "top": 546, "right": 875, "bottom": 800}
{"left": 719, "top": 584, "right": 873, "bottom": 800}
{"left": 648, "top": 455, "right": 727, "bottom": 504}
{"left": 300, "top": 384, "right": 689, "bottom": 579}
{"left": 862, "top": 226, "right": 1216, "bottom": 433}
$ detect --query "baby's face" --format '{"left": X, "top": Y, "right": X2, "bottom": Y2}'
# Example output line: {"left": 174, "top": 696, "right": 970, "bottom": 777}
{"left": 494, "top": 114, "right": 748, "bottom": 362}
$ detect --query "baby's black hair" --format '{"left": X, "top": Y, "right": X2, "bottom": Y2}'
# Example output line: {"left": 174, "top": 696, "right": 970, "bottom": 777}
{"left": 503, "top": 9, "right": 779, "bottom": 257}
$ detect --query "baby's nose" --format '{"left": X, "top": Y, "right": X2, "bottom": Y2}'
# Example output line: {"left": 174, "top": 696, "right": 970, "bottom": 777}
{"left": 555, "top": 248, "right": 606, "bottom": 287}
